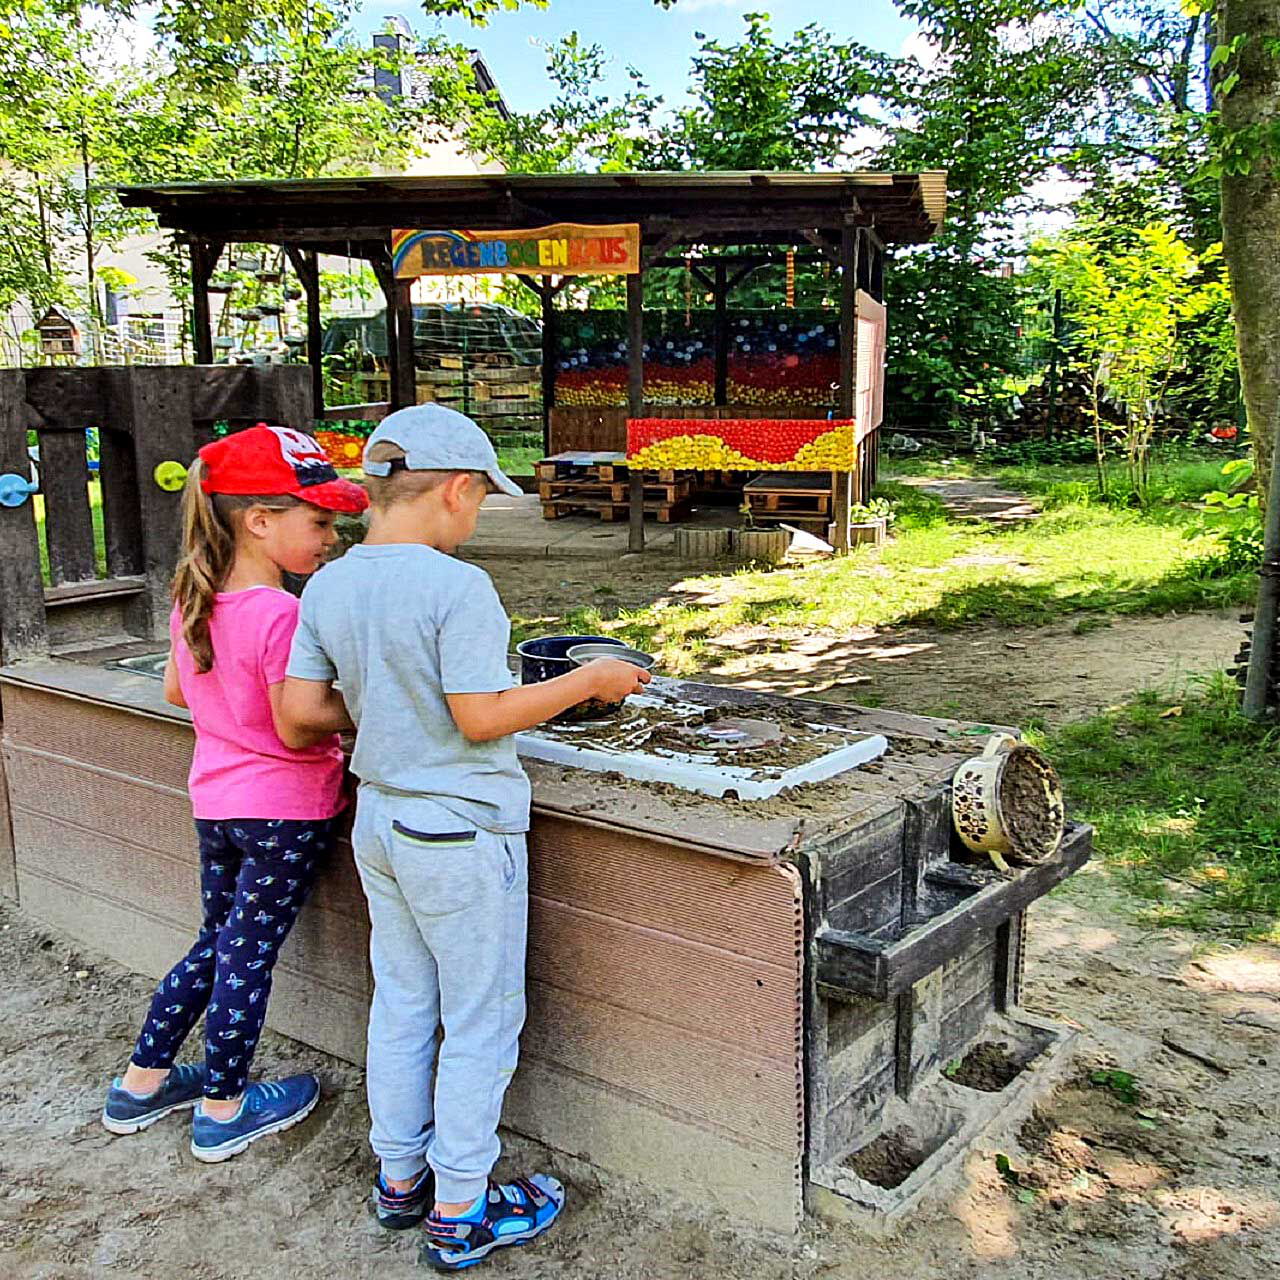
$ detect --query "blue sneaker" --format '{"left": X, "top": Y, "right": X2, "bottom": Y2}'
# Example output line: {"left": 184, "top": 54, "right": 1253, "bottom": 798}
{"left": 190, "top": 1074, "right": 319, "bottom": 1163}
{"left": 420, "top": 1174, "right": 564, "bottom": 1271}
{"left": 373, "top": 1165, "right": 435, "bottom": 1230}
{"left": 102, "top": 1063, "right": 206, "bottom": 1135}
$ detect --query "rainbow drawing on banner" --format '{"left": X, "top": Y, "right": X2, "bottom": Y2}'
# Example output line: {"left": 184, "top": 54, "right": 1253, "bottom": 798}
{"left": 392, "top": 224, "right": 640, "bottom": 278}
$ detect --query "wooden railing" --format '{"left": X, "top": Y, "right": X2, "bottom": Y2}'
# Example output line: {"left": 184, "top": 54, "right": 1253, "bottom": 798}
{"left": 0, "top": 366, "right": 312, "bottom": 665}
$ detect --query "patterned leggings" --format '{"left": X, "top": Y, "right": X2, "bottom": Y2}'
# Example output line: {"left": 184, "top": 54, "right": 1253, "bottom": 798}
{"left": 131, "top": 817, "right": 335, "bottom": 1099}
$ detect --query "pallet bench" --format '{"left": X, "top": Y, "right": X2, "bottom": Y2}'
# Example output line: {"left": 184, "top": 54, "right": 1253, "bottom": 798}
{"left": 743, "top": 471, "right": 834, "bottom": 529}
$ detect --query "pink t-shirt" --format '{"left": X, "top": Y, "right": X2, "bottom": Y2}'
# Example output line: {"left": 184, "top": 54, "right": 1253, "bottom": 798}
{"left": 171, "top": 587, "right": 345, "bottom": 821}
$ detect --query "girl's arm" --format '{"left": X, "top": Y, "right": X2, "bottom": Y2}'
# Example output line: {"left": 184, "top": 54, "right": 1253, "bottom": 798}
{"left": 274, "top": 676, "right": 354, "bottom": 749}
{"left": 163, "top": 652, "right": 187, "bottom": 708}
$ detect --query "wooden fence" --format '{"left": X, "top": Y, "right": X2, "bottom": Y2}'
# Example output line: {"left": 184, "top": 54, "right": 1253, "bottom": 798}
{"left": 0, "top": 366, "right": 313, "bottom": 666}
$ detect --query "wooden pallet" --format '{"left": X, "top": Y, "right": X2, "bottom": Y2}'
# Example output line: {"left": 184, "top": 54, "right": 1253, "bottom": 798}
{"left": 542, "top": 498, "right": 693, "bottom": 523}
{"left": 743, "top": 471, "right": 833, "bottom": 522}
{"left": 539, "top": 478, "right": 692, "bottom": 504}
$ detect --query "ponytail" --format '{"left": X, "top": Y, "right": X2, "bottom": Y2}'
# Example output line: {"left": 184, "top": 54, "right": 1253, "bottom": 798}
{"left": 170, "top": 458, "right": 302, "bottom": 674}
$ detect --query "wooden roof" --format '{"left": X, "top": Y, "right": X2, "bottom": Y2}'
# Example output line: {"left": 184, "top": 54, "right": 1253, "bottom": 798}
{"left": 118, "top": 170, "right": 947, "bottom": 255}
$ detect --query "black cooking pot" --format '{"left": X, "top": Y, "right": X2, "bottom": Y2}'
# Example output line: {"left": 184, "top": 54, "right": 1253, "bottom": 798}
{"left": 516, "top": 634, "right": 625, "bottom": 686}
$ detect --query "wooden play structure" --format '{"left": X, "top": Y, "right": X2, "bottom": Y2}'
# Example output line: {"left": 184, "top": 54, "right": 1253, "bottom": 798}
{"left": 0, "top": 364, "right": 1091, "bottom": 1233}
{"left": 120, "top": 171, "right": 944, "bottom": 550}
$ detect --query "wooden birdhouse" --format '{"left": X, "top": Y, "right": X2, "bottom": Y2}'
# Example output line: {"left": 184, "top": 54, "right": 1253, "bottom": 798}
{"left": 37, "top": 306, "right": 81, "bottom": 357}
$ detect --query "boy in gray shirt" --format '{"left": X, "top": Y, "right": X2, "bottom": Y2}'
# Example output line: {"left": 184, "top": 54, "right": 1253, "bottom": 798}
{"left": 281, "top": 405, "right": 647, "bottom": 1270}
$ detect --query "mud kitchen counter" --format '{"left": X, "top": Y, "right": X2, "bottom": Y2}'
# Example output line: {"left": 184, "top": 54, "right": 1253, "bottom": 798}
{"left": 0, "top": 655, "right": 1090, "bottom": 1232}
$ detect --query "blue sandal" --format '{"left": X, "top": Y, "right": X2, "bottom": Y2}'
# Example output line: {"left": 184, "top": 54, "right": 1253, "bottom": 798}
{"left": 373, "top": 1165, "right": 435, "bottom": 1230}
{"left": 419, "top": 1174, "right": 564, "bottom": 1271}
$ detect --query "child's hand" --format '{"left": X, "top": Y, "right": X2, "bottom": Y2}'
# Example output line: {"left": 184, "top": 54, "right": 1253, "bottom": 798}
{"left": 584, "top": 658, "right": 652, "bottom": 703}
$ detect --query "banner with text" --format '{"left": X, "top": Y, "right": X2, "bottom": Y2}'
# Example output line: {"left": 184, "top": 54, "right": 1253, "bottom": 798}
{"left": 392, "top": 224, "right": 641, "bottom": 278}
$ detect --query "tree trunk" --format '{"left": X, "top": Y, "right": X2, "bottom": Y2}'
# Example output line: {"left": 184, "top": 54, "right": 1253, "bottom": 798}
{"left": 1220, "top": 1, "right": 1280, "bottom": 715}
{"left": 1219, "top": 0, "right": 1280, "bottom": 507}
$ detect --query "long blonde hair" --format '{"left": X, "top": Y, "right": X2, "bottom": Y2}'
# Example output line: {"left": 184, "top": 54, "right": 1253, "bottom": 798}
{"left": 171, "top": 458, "right": 303, "bottom": 673}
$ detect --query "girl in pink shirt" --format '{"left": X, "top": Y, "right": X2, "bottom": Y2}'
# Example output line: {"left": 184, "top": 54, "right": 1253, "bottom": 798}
{"left": 102, "top": 424, "right": 367, "bottom": 1162}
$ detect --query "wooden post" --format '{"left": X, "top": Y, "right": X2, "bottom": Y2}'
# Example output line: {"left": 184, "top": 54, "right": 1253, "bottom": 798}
{"left": 713, "top": 260, "right": 729, "bottom": 407}
{"left": 0, "top": 370, "right": 48, "bottom": 663}
{"left": 391, "top": 279, "right": 417, "bottom": 410}
{"left": 189, "top": 238, "right": 224, "bottom": 366}
{"left": 540, "top": 279, "right": 557, "bottom": 457}
{"left": 39, "top": 428, "right": 97, "bottom": 586}
{"left": 124, "top": 369, "right": 198, "bottom": 641}
{"left": 370, "top": 255, "right": 401, "bottom": 412}
{"left": 286, "top": 248, "right": 325, "bottom": 419}
{"left": 627, "top": 270, "right": 645, "bottom": 553}
{"left": 832, "top": 221, "right": 859, "bottom": 550}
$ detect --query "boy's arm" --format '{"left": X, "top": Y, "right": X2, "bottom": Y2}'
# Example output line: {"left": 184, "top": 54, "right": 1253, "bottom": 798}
{"left": 275, "top": 678, "right": 354, "bottom": 749}
{"left": 448, "top": 661, "right": 650, "bottom": 743}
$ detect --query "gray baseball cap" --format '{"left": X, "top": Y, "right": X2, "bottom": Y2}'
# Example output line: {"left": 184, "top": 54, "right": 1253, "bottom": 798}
{"left": 362, "top": 404, "right": 523, "bottom": 497}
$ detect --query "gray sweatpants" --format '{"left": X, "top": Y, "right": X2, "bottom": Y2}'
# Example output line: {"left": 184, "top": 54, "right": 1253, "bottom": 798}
{"left": 352, "top": 785, "right": 528, "bottom": 1204}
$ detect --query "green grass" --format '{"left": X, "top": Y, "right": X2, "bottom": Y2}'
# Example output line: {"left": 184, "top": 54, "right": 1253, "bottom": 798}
{"left": 510, "top": 460, "right": 1256, "bottom": 676}
{"left": 1036, "top": 673, "right": 1280, "bottom": 940}
{"left": 497, "top": 445, "right": 542, "bottom": 477}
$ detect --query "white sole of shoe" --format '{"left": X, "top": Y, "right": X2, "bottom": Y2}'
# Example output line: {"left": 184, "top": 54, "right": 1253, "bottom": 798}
{"left": 101, "top": 1098, "right": 198, "bottom": 1136}
{"left": 189, "top": 1090, "right": 319, "bottom": 1163}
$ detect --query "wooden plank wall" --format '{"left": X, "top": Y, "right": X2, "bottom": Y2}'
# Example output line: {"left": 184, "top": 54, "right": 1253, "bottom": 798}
{"left": 0, "top": 707, "right": 15, "bottom": 900}
{"left": 1, "top": 685, "right": 371, "bottom": 1062}
{"left": 805, "top": 783, "right": 1010, "bottom": 1168}
{"left": 1, "top": 683, "right": 806, "bottom": 1231}
{"left": 548, "top": 404, "right": 831, "bottom": 454}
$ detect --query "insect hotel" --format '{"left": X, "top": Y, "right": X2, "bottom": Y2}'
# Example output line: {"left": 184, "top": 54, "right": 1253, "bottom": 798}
{"left": 0, "top": 170, "right": 1090, "bottom": 1233}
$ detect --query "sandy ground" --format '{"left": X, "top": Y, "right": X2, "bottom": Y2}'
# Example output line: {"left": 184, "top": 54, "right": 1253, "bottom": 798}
{"left": 484, "top": 549, "right": 1242, "bottom": 730}
{"left": 482, "top": 473, "right": 1242, "bottom": 731}
{"left": 3, "top": 477, "right": 1273, "bottom": 1278}
{"left": 2, "top": 876, "right": 1277, "bottom": 1280}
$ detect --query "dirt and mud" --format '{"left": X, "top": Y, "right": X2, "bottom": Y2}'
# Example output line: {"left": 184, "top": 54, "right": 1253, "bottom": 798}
{"left": 483, "top": 552, "right": 1243, "bottom": 733}
{"left": 2, "top": 482, "right": 1273, "bottom": 1278}
{"left": 2, "top": 867, "right": 1277, "bottom": 1280}
{"left": 947, "top": 1040, "right": 1027, "bottom": 1093}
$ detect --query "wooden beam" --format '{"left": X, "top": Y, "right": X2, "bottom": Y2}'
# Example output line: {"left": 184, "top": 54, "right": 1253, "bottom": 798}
{"left": 541, "top": 279, "right": 558, "bottom": 455}
{"left": 38, "top": 428, "right": 98, "bottom": 586}
{"left": 0, "top": 370, "right": 49, "bottom": 663}
{"left": 189, "top": 238, "right": 224, "bottom": 365}
{"left": 832, "top": 222, "right": 858, "bottom": 551}
{"left": 286, "top": 247, "right": 325, "bottom": 418}
{"left": 626, "top": 271, "right": 645, "bottom": 554}
{"left": 391, "top": 278, "right": 416, "bottom": 410}
{"left": 641, "top": 229, "right": 684, "bottom": 268}
{"left": 713, "top": 261, "right": 728, "bottom": 408}
{"left": 801, "top": 229, "right": 841, "bottom": 269}
{"left": 121, "top": 369, "right": 199, "bottom": 641}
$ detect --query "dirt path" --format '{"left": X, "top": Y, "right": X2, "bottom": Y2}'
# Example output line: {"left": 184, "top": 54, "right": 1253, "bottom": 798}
{"left": 899, "top": 474, "right": 1040, "bottom": 523}
{"left": 483, "top": 544, "right": 1242, "bottom": 728}
{"left": 698, "top": 610, "right": 1244, "bottom": 728}
{"left": 2, "top": 877, "right": 1277, "bottom": 1280}
{"left": 478, "top": 471, "right": 1244, "bottom": 729}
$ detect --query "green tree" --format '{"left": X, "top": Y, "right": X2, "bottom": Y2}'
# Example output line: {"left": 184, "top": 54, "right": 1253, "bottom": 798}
{"left": 1033, "top": 222, "right": 1229, "bottom": 499}
{"left": 645, "top": 12, "right": 886, "bottom": 171}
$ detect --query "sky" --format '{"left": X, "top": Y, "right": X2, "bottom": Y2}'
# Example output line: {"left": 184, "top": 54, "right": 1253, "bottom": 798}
{"left": 351, "top": 0, "right": 918, "bottom": 115}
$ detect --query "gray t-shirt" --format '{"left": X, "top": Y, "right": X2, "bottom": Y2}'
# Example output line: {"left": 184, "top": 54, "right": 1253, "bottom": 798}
{"left": 286, "top": 543, "right": 530, "bottom": 833}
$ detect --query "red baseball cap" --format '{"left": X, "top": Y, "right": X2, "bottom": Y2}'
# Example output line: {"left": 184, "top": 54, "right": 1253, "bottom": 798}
{"left": 198, "top": 424, "right": 369, "bottom": 514}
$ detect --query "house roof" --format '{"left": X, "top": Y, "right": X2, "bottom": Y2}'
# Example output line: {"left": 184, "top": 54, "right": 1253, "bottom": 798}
{"left": 118, "top": 170, "right": 947, "bottom": 257}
